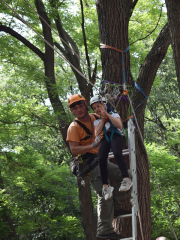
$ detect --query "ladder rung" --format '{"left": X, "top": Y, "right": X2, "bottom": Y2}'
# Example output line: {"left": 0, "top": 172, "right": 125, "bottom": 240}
{"left": 122, "top": 149, "right": 129, "bottom": 152}
{"left": 120, "top": 238, "right": 134, "bottom": 240}
{"left": 114, "top": 213, "right": 132, "bottom": 219}
{"left": 108, "top": 149, "right": 129, "bottom": 159}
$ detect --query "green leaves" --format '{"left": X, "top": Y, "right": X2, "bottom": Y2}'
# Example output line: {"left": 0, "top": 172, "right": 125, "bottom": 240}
{"left": 147, "top": 144, "right": 180, "bottom": 239}
{"left": 0, "top": 0, "right": 180, "bottom": 238}
{"left": 129, "top": 0, "right": 167, "bottom": 79}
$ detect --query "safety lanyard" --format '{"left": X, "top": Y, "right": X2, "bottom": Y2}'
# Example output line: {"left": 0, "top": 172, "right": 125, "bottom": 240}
{"left": 103, "top": 119, "right": 122, "bottom": 143}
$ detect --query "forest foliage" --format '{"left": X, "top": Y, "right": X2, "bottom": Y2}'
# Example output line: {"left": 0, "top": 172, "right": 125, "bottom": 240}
{"left": 0, "top": 0, "right": 180, "bottom": 239}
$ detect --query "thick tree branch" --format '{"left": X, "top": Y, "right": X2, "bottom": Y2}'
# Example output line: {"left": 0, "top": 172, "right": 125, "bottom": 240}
{"left": 130, "top": 0, "right": 139, "bottom": 17}
{"left": 49, "top": 0, "right": 95, "bottom": 98}
{"left": 83, "top": 60, "right": 97, "bottom": 101}
{"left": 53, "top": 41, "right": 67, "bottom": 58}
{"left": 80, "top": 0, "right": 91, "bottom": 81}
{"left": 165, "top": 0, "right": 180, "bottom": 93}
{"left": 0, "top": 23, "right": 45, "bottom": 61}
{"left": 35, "top": 0, "right": 69, "bottom": 147}
{"left": 145, "top": 116, "right": 167, "bottom": 130}
{"left": 133, "top": 23, "right": 171, "bottom": 127}
{"left": 50, "top": 0, "right": 80, "bottom": 57}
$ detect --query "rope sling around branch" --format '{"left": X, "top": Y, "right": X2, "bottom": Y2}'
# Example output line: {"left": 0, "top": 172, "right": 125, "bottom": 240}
{"left": 1, "top": 0, "right": 99, "bottom": 92}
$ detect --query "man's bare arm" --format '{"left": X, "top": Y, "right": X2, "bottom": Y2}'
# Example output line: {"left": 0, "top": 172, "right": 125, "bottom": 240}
{"left": 69, "top": 141, "right": 94, "bottom": 156}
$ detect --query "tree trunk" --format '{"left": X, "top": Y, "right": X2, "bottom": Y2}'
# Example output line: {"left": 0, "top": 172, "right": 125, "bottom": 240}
{"left": 0, "top": 1, "right": 97, "bottom": 238}
{"left": 96, "top": 0, "right": 132, "bottom": 120}
{"left": 35, "top": 4, "right": 97, "bottom": 236}
{"left": 77, "top": 177, "right": 97, "bottom": 240}
{"left": 0, "top": 1, "right": 173, "bottom": 239}
{"left": 35, "top": 0, "right": 69, "bottom": 146}
{"left": 95, "top": 1, "right": 171, "bottom": 239}
{"left": 165, "top": 0, "right": 180, "bottom": 93}
{"left": 0, "top": 171, "right": 19, "bottom": 239}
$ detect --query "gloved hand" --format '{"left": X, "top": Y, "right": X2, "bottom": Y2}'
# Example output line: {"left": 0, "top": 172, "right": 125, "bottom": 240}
{"left": 92, "top": 133, "right": 102, "bottom": 148}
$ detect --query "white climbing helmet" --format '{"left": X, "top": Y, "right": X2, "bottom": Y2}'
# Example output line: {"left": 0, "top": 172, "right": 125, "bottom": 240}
{"left": 90, "top": 95, "right": 106, "bottom": 107}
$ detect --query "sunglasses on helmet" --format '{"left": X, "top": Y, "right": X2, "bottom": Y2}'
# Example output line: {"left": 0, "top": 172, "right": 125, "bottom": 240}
{"left": 70, "top": 100, "right": 84, "bottom": 108}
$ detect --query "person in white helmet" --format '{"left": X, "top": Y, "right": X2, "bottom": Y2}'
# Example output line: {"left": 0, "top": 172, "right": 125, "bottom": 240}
{"left": 67, "top": 94, "right": 131, "bottom": 240}
{"left": 156, "top": 237, "right": 167, "bottom": 240}
{"left": 90, "top": 95, "right": 133, "bottom": 201}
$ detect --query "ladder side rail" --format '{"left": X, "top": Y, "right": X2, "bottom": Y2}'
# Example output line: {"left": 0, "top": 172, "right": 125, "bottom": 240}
{"left": 128, "top": 119, "right": 138, "bottom": 240}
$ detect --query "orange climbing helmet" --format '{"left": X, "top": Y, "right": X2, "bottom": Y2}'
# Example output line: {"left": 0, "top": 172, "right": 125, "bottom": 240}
{"left": 68, "top": 94, "right": 87, "bottom": 108}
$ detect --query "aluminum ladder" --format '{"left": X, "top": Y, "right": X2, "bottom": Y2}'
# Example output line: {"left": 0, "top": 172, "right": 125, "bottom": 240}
{"left": 108, "top": 119, "right": 138, "bottom": 240}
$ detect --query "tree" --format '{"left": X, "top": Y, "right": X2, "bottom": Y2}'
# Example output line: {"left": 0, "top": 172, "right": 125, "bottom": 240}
{"left": 145, "top": 49, "right": 180, "bottom": 157}
{"left": 165, "top": 0, "right": 180, "bottom": 93}
{"left": 147, "top": 144, "right": 180, "bottom": 239}
{"left": 1, "top": 0, "right": 98, "bottom": 238}
{"left": 0, "top": 0, "right": 179, "bottom": 239}
{"left": 0, "top": 81, "right": 84, "bottom": 239}
{"left": 96, "top": 1, "right": 170, "bottom": 239}
{"left": 144, "top": 49, "right": 180, "bottom": 239}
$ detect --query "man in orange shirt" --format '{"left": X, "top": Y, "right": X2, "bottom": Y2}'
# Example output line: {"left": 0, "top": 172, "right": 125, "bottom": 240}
{"left": 66, "top": 94, "right": 129, "bottom": 240}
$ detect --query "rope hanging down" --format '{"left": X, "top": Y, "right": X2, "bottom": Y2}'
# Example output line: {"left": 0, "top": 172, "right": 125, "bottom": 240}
{"left": 100, "top": 43, "right": 148, "bottom": 114}
{"left": 98, "top": 45, "right": 178, "bottom": 239}
{"left": 99, "top": 78, "right": 148, "bottom": 122}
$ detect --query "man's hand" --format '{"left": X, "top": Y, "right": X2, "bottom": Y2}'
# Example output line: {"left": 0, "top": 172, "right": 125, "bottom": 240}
{"left": 92, "top": 133, "right": 103, "bottom": 148}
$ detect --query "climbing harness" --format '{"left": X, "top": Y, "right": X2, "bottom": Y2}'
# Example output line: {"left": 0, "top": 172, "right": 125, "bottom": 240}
{"left": 71, "top": 114, "right": 99, "bottom": 179}
{"left": 103, "top": 119, "right": 122, "bottom": 143}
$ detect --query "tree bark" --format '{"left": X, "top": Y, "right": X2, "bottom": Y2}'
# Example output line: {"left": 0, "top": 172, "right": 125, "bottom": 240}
{"left": 0, "top": 1, "right": 97, "bottom": 238}
{"left": 96, "top": 0, "right": 132, "bottom": 120}
{"left": 34, "top": 0, "right": 69, "bottom": 146}
{"left": 165, "top": 0, "right": 180, "bottom": 93}
{"left": 0, "top": 24, "right": 45, "bottom": 61}
{"left": 0, "top": 170, "right": 19, "bottom": 239}
{"left": 49, "top": 0, "right": 96, "bottom": 101}
{"left": 0, "top": 0, "right": 173, "bottom": 239}
{"left": 77, "top": 177, "right": 97, "bottom": 240}
{"left": 95, "top": 1, "right": 171, "bottom": 239}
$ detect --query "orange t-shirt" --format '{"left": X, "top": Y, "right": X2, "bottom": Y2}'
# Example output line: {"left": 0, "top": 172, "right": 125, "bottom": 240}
{"left": 66, "top": 114, "right": 99, "bottom": 154}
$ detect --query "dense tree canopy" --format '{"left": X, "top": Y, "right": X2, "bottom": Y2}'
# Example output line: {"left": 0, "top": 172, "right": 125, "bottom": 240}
{"left": 0, "top": 0, "right": 180, "bottom": 239}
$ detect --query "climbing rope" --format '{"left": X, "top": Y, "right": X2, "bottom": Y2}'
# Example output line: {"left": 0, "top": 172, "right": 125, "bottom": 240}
{"left": 23, "top": 0, "right": 100, "bottom": 82}
{"left": 99, "top": 44, "right": 178, "bottom": 240}
{"left": 99, "top": 78, "right": 149, "bottom": 123}
{"left": 1, "top": 0, "right": 99, "bottom": 92}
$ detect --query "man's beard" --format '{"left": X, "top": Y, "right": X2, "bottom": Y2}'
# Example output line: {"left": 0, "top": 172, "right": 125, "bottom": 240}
{"left": 77, "top": 109, "right": 88, "bottom": 120}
